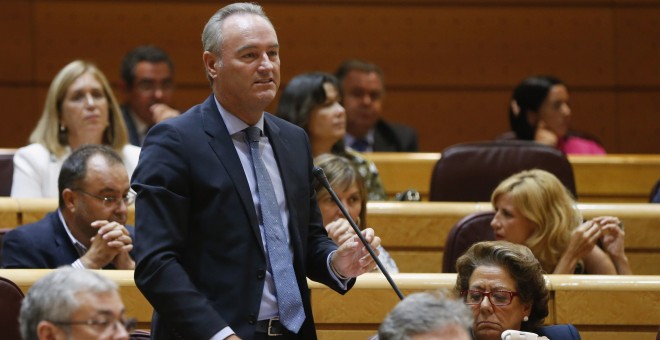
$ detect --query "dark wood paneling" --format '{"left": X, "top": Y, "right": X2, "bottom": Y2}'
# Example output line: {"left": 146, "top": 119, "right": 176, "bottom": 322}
{"left": 1, "top": 0, "right": 659, "bottom": 153}
{"left": 0, "top": 1, "right": 33, "bottom": 83}
{"left": 0, "top": 86, "right": 39, "bottom": 147}
{"left": 614, "top": 7, "right": 660, "bottom": 86}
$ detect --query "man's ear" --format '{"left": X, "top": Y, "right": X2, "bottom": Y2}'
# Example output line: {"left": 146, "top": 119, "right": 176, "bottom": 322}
{"left": 61, "top": 188, "right": 77, "bottom": 214}
{"left": 203, "top": 51, "right": 219, "bottom": 80}
{"left": 37, "top": 320, "right": 62, "bottom": 340}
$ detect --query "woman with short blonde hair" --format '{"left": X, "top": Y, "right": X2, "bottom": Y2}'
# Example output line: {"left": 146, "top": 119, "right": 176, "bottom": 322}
{"left": 491, "top": 169, "right": 630, "bottom": 274}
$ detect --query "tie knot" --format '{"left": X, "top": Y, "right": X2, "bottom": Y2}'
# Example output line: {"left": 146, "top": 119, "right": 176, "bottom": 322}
{"left": 246, "top": 126, "right": 261, "bottom": 143}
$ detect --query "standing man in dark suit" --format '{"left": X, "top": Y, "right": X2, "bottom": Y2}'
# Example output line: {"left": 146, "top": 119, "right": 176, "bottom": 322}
{"left": 1, "top": 144, "right": 135, "bottom": 269}
{"left": 132, "top": 3, "right": 381, "bottom": 340}
{"left": 120, "top": 45, "right": 179, "bottom": 146}
{"left": 336, "top": 59, "right": 419, "bottom": 152}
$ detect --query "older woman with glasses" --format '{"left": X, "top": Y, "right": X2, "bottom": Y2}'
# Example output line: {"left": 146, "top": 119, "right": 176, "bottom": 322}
{"left": 11, "top": 60, "right": 140, "bottom": 198}
{"left": 455, "top": 241, "right": 580, "bottom": 340}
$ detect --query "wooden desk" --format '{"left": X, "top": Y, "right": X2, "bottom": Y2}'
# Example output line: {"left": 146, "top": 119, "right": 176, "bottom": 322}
{"left": 2, "top": 269, "right": 153, "bottom": 330}
{"left": 364, "top": 153, "right": 660, "bottom": 203}
{"left": 2, "top": 199, "right": 658, "bottom": 274}
{"left": 2, "top": 271, "right": 658, "bottom": 340}
{"left": 367, "top": 202, "right": 660, "bottom": 275}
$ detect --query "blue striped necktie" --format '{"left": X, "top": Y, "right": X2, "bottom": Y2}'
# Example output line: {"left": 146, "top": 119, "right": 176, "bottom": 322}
{"left": 245, "top": 126, "right": 305, "bottom": 333}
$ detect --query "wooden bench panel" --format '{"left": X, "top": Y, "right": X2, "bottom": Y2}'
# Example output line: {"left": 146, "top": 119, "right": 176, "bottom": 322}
{"left": 367, "top": 202, "right": 660, "bottom": 274}
{"left": 0, "top": 198, "right": 19, "bottom": 229}
{"left": 364, "top": 153, "right": 660, "bottom": 203}
{"left": 1, "top": 270, "right": 659, "bottom": 339}
{"left": 2, "top": 198, "right": 658, "bottom": 274}
{"left": 2, "top": 269, "right": 153, "bottom": 330}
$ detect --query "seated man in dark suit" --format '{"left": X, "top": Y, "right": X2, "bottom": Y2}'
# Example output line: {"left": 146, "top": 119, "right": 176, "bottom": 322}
{"left": 336, "top": 59, "right": 419, "bottom": 152}
{"left": 1, "top": 144, "right": 135, "bottom": 269}
{"left": 120, "top": 45, "right": 179, "bottom": 146}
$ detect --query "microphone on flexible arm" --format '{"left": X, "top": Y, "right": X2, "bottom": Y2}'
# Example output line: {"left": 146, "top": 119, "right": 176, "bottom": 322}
{"left": 313, "top": 166, "right": 405, "bottom": 300}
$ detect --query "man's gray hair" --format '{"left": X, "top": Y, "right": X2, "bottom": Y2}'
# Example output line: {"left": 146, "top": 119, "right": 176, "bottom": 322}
{"left": 378, "top": 289, "right": 473, "bottom": 340}
{"left": 19, "top": 266, "right": 118, "bottom": 340}
{"left": 201, "top": 2, "right": 272, "bottom": 55}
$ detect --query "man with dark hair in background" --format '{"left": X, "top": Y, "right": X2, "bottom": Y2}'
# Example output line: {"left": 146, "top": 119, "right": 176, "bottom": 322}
{"left": 336, "top": 59, "right": 419, "bottom": 152}
{"left": 120, "top": 45, "right": 179, "bottom": 146}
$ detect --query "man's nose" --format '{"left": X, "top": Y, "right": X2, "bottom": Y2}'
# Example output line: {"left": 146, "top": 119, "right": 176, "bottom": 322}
{"left": 258, "top": 53, "right": 274, "bottom": 71}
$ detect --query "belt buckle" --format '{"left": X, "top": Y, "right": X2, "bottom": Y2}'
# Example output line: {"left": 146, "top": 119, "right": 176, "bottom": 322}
{"left": 267, "top": 317, "right": 283, "bottom": 336}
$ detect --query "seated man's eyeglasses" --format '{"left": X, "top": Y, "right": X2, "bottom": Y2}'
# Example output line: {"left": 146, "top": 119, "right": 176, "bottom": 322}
{"left": 75, "top": 190, "right": 136, "bottom": 207}
{"left": 49, "top": 316, "right": 137, "bottom": 335}
{"left": 461, "top": 290, "right": 520, "bottom": 306}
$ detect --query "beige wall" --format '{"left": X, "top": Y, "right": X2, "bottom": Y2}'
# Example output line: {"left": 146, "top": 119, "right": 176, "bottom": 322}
{"left": 1, "top": 0, "right": 659, "bottom": 153}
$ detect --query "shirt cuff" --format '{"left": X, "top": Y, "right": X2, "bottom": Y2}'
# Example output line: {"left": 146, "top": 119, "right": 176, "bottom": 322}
{"left": 210, "top": 327, "right": 235, "bottom": 340}
{"left": 327, "top": 250, "right": 350, "bottom": 290}
{"left": 71, "top": 259, "right": 86, "bottom": 269}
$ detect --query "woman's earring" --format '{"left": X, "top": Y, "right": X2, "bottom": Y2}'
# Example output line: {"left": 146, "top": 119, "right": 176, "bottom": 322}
{"left": 523, "top": 316, "right": 529, "bottom": 322}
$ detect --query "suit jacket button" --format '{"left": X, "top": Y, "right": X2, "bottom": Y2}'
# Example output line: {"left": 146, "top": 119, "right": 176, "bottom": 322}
{"left": 248, "top": 315, "right": 256, "bottom": 324}
{"left": 257, "top": 269, "right": 265, "bottom": 280}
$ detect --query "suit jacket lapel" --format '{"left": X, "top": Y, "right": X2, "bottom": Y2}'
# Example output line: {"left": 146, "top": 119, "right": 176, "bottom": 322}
{"left": 50, "top": 212, "right": 83, "bottom": 265}
{"left": 201, "top": 95, "right": 262, "bottom": 251}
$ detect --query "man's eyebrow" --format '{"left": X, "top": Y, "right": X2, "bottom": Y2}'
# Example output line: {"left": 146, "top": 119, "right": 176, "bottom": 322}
{"left": 92, "top": 310, "right": 115, "bottom": 317}
{"left": 236, "top": 43, "right": 280, "bottom": 54}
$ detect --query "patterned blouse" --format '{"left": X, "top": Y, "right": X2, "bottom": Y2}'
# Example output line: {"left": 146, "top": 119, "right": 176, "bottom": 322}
{"left": 342, "top": 148, "right": 387, "bottom": 201}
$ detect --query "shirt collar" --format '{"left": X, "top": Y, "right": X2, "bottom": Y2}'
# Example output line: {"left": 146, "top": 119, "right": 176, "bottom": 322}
{"left": 345, "top": 129, "right": 375, "bottom": 146}
{"left": 57, "top": 209, "right": 88, "bottom": 256}
{"left": 128, "top": 108, "right": 150, "bottom": 136}
{"left": 213, "top": 96, "right": 265, "bottom": 136}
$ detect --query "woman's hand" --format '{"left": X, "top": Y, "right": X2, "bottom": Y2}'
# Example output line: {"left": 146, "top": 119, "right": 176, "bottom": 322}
{"left": 568, "top": 220, "right": 602, "bottom": 258}
{"left": 554, "top": 220, "right": 601, "bottom": 273}
{"left": 325, "top": 218, "right": 356, "bottom": 246}
{"left": 534, "top": 120, "right": 559, "bottom": 147}
{"left": 594, "top": 216, "right": 632, "bottom": 274}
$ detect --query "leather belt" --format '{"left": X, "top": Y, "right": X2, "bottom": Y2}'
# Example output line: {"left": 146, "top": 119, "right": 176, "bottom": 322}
{"left": 255, "top": 317, "right": 286, "bottom": 336}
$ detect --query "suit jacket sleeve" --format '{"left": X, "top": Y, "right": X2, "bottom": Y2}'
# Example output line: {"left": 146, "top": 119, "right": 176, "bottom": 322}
{"left": 1, "top": 227, "right": 49, "bottom": 268}
{"left": 132, "top": 120, "right": 230, "bottom": 339}
{"left": 11, "top": 144, "right": 50, "bottom": 198}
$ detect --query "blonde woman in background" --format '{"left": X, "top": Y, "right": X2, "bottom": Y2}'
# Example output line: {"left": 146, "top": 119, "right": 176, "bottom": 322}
{"left": 11, "top": 60, "right": 140, "bottom": 198}
{"left": 314, "top": 153, "right": 398, "bottom": 273}
{"left": 490, "top": 169, "right": 630, "bottom": 274}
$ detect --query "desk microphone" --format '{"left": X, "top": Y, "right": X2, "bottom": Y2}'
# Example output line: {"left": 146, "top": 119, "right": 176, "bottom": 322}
{"left": 313, "top": 166, "right": 404, "bottom": 300}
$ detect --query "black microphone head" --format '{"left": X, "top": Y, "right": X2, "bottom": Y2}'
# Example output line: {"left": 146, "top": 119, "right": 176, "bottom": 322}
{"left": 312, "top": 166, "right": 331, "bottom": 190}
{"left": 312, "top": 166, "right": 324, "bottom": 179}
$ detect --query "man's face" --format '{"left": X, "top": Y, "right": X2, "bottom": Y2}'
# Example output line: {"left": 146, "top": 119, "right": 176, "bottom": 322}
{"left": 340, "top": 70, "right": 384, "bottom": 137}
{"left": 43, "top": 291, "right": 130, "bottom": 340}
{"left": 68, "top": 155, "right": 130, "bottom": 242}
{"left": 124, "top": 61, "right": 174, "bottom": 125}
{"left": 210, "top": 13, "right": 280, "bottom": 123}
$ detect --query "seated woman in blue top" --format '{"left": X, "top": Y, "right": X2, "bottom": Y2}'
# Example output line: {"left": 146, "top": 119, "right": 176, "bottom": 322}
{"left": 508, "top": 75, "right": 605, "bottom": 155}
{"left": 277, "top": 72, "right": 387, "bottom": 200}
{"left": 456, "top": 241, "right": 581, "bottom": 340}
